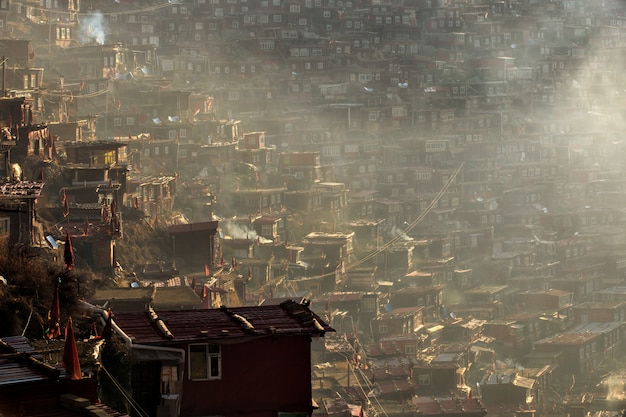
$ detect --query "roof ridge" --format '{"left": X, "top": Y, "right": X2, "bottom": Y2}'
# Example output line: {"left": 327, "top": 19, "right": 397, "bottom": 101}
{"left": 219, "top": 305, "right": 257, "bottom": 334}
{"left": 147, "top": 307, "right": 174, "bottom": 339}
{"left": 280, "top": 299, "right": 326, "bottom": 333}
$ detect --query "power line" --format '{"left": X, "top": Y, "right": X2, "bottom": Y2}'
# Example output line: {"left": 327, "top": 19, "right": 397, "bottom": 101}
{"left": 101, "top": 364, "right": 151, "bottom": 417}
{"left": 12, "top": 1, "right": 182, "bottom": 17}
{"left": 299, "top": 162, "right": 464, "bottom": 281}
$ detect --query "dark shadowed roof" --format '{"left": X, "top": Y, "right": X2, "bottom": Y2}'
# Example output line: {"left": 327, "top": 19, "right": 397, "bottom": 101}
{"left": 113, "top": 300, "right": 334, "bottom": 344}
{"left": 0, "top": 336, "right": 59, "bottom": 387}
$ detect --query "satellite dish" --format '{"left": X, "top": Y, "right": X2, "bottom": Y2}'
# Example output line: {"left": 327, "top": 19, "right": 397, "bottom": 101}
{"left": 130, "top": 282, "right": 140, "bottom": 288}
{"left": 449, "top": 312, "right": 457, "bottom": 319}
{"left": 45, "top": 235, "right": 59, "bottom": 249}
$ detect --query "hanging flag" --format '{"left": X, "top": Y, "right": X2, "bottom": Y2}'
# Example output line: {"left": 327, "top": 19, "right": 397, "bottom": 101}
{"left": 46, "top": 282, "right": 61, "bottom": 339}
{"left": 190, "top": 277, "right": 196, "bottom": 290}
{"left": 61, "top": 190, "right": 69, "bottom": 217}
{"left": 38, "top": 167, "right": 44, "bottom": 182}
{"left": 204, "top": 264, "right": 210, "bottom": 277}
{"left": 247, "top": 267, "right": 252, "bottom": 281}
{"left": 90, "top": 322, "right": 99, "bottom": 339}
{"left": 102, "top": 308, "right": 112, "bottom": 341}
{"left": 64, "top": 232, "right": 74, "bottom": 270}
{"left": 201, "top": 286, "right": 210, "bottom": 309}
{"left": 62, "top": 317, "right": 82, "bottom": 380}
{"left": 201, "top": 284, "right": 211, "bottom": 309}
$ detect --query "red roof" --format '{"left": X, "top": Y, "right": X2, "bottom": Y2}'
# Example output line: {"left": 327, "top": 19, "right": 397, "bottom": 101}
{"left": 113, "top": 300, "right": 333, "bottom": 344}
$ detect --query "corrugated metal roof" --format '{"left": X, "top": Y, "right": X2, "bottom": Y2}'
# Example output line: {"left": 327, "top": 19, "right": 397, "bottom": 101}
{"left": 0, "top": 336, "right": 58, "bottom": 387}
{"left": 113, "top": 300, "right": 333, "bottom": 344}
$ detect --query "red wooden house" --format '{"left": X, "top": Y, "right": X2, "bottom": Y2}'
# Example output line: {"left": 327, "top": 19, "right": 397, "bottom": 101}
{"left": 111, "top": 300, "right": 333, "bottom": 417}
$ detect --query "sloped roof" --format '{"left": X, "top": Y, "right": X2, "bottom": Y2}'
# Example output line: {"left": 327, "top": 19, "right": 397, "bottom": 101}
{"left": 0, "top": 336, "right": 130, "bottom": 417}
{"left": 113, "top": 300, "right": 334, "bottom": 344}
{"left": 152, "top": 286, "right": 201, "bottom": 309}
{"left": 0, "top": 336, "right": 59, "bottom": 387}
{"left": 90, "top": 287, "right": 155, "bottom": 303}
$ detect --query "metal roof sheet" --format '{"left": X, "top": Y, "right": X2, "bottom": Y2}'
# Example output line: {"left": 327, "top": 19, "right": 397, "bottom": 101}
{"left": 113, "top": 301, "right": 333, "bottom": 344}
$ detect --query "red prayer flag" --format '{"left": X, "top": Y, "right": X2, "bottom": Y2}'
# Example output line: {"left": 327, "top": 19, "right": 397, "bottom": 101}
{"left": 46, "top": 283, "right": 61, "bottom": 339}
{"left": 204, "top": 264, "right": 210, "bottom": 277}
{"left": 61, "top": 190, "right": 69, "bottom": 217}
{"left": 201, "top": 285, "right": 210, "bottom": 309}
{"left": 62, "top": 317, "right": 82, "bottom": 380}
{"left": 190, "top": 277, "right": 196, "bottom": 290}
{"left": 64, "top": 232, "right": 74, "bottom": 270}
{"left": 247, "top": 267, "right": 252, "bottom": 280}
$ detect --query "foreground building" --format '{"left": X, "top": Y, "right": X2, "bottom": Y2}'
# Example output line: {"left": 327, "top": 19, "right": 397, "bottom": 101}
{"left": 111, "top": 300, "right": 333, "bottom": 417}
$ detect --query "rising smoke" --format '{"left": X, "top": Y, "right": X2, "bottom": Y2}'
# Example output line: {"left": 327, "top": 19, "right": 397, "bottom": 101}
{"left": 79, "top": 12, "right": 108, "bottom": 45}
{"left": 220, "top": 219, "right": 273, "bottom": 244}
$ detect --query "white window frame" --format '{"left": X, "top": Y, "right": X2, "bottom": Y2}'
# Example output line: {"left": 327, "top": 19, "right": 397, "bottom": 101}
{"left": 189, "top": 343, "right": 221, "bottom": 380}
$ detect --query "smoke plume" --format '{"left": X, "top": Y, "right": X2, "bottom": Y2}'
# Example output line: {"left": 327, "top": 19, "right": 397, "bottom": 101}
{"left": 221, "top": 220, "right": 272, "bottom": 243}
{"left": 79, "top": 12, "right": 108, "bottom": 45}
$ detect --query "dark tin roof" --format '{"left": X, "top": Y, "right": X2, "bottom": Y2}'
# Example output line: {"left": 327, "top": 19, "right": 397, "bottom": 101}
{"left": 113, "top": 300, "right": 334, "bottom": 344}
{"left": 0, "top": 181, "right": 44, "bottom": 199}
{"left": 0, "top": 336, "right": 59, "bottom": 387}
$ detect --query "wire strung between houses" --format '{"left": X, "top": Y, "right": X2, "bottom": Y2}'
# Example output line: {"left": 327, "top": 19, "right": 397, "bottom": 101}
{"left": 296, "top": 162, "right": 465, "bottom": 282}
{"left": 349, "top": 162, "right": 464, "bottom": 269}
{"left": 335, "top": 347, "right": 389, "bottom": 417}
{"left": 100, "top": 364, "right": 151, "bottom": 417}
{"left": 44, "top": 87, "right": 109, "bottom": 99}
{"left": 12, "top": 1, "right": 181, "bottom": 17}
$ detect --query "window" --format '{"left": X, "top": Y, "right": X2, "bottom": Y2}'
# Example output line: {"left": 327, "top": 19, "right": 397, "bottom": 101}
{"left": 418, "top": 374, "right": 431, "bottom": 385}
{"left": 0, "top": 217, "right": 9, "bottom": 235}
{"left": 189, "top": 344, "right": 221, "bottom": 380}
{"left": 378, "top": 323, "right": 388, "bottom": 334}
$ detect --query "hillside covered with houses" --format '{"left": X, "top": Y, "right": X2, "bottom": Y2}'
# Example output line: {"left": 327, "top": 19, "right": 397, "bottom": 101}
{"left": 3, "top": 0, "right": 626, "bottom": 417}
